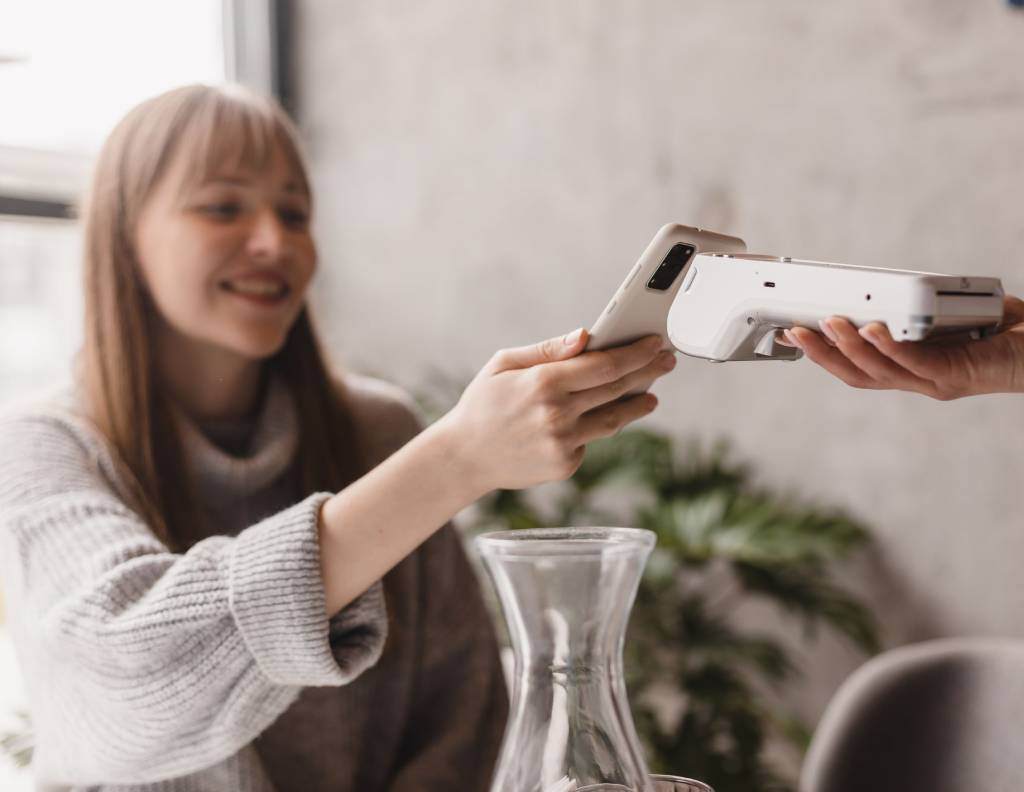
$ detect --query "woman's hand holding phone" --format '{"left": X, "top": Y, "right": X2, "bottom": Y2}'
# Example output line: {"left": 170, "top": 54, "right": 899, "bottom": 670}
{"left": 779, "top": 295, "right": 1024, "bottom": 400}
{"left": 319, "top": 328, "right": 674, "bottom": 615}
{"left": 440, "top": 329, "right": 676, "bottom": 493}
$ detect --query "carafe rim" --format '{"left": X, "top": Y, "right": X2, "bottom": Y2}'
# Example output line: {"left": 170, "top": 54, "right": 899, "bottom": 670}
{"left": 475, "top": 526, "right": 656, "bottom": 557}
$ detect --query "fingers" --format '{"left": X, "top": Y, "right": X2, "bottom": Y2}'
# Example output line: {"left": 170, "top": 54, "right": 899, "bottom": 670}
{"left": 786, "top": 319, "right": 943, "bottom": 395}
{"left": 570, "top": 351, "right": 676, "bottom": 413}
{"left": 572, "top": 393, "right": 659, "bottom": 446}
{"left": 488, "top": 328, "right": 589, "bottom": 374}
{"left": 779, "top": 326, "right": 835, "bottom": 348}
{"left": 554, "top": 335, "right": 665, "bottom": 392}
{"left": 855, "top": 322, "right": 955, "bottom": 383}
{"left": 784, "top": 326, "right": 878, "bottom": 389}
{"left": 820, "top": 318, "right": 937, "bottom": 394}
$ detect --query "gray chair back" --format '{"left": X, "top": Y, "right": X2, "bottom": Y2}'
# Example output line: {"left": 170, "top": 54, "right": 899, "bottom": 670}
{"left": 801, "top": 637, "right": 1024, "bottom": 792}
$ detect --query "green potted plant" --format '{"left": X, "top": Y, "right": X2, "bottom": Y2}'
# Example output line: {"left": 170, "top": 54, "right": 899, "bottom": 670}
{"left": 462, "top": 427, "right": 879, "bottom": 792}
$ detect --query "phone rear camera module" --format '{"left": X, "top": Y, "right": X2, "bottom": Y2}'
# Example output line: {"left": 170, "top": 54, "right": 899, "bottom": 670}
{"left": 647, "top": 243, "right": 696, "bottom": 291}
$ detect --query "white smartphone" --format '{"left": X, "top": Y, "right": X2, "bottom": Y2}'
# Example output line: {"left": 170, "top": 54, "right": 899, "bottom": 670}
{"left": 667, "top": 253, "right": 1006, "bottom": 362}
{"left": 587, "top": 223, "right": 747, "bottom": 353}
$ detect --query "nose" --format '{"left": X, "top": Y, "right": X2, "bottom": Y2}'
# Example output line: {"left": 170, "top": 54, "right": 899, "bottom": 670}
{"left": 246, "top": 208, "right": 286, "bottom": 261}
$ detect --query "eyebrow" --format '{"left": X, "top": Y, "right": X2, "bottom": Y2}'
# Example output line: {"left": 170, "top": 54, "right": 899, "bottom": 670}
{"left": 200, "top": 177, "right": 307, "bottom": 194}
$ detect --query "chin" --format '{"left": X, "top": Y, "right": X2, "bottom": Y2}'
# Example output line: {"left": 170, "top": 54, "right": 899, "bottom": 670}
{"left": 222, "top": 328, "right": 291, "bottom": 361}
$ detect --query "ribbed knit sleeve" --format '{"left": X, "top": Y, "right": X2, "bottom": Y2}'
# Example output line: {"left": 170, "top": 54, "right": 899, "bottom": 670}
{"left": 0, "top": 410, "right": 387, "bottom": 785}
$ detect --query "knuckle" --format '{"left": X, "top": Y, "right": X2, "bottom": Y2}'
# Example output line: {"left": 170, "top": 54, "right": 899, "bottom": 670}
{"left": 528, "top": 366, "right": 559, "bottom": 399}
{"left": 538, "top": 401, "right": 568, "bottom": 433}
{"left": 608, "top": 375, "right": 632, "bottom": 399}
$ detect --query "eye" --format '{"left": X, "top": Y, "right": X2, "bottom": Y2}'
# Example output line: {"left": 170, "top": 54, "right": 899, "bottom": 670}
{"left": 198, "top": 202, "right": 242, "bottom": 221}
{"left": 278, "top": 206, "right": 310, "bottom": 229}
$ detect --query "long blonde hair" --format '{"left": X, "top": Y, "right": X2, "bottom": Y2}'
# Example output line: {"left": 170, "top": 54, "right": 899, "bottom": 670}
{"left": 80, "top": 84, "right": 363, "bottom": 548}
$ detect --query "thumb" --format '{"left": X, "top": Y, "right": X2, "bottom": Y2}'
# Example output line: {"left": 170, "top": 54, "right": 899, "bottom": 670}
{"left": 488, "top": 327, "right": 589, "bottom": 373}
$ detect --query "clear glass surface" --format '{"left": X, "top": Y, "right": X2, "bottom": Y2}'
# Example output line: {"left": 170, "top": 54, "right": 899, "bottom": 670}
{"left": 477, "top": 527, "right": 658, "bottom": 792}
{"left": 649, "top": 776, "right": 713, "bottom": 792}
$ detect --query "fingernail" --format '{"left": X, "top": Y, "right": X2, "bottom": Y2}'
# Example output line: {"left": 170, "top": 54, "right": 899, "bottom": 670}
{"left": 659, "top": 352, "right": 677, "bottom": 369}
{"left": 784, "top": 329, "right": 803, "bottom": 349}
{"left": 818, "top": 319, "right": 838, "bottom": 344}
{"left": 647, "top": 394, "right": 659, "bottom": 409}
{"left": 859, "top": 326, "right": 880, "bottom": 344}
{"left": 563, "top": 327, "right": 584, "bottom": 345}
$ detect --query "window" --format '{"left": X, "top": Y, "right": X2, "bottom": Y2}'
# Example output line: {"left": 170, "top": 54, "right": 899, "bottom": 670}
{"left": 0, "top": 0, "right": 284, "bottom": 402}
{"left": 0, "top": 217, "right": 81, "bottom": 403}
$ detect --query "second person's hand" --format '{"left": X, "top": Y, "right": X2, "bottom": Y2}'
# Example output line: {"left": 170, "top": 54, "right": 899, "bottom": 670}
{"left": 440, "top": 328, "right": 676, "bottom": 494}
{"left": 778, "top": 296, "right": 1024, "bottom": 400}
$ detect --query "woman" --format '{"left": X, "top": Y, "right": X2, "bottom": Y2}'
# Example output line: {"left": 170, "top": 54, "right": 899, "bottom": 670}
{"left": 0, "top": 84, "right": 676, "bottom": 791}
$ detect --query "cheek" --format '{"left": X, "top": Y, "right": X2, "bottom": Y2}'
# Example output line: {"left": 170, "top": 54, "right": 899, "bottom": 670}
{"left": 294, "top": 236, "right": 318, "bottom": 290}
{"left": 136, "top": 221, "right": 234, "bottom": 327}
{"left": 296, "top": 236, "right": 315, "bottom": 278}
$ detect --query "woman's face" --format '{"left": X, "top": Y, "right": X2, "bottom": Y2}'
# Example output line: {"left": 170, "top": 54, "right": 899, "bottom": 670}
{"left": 134, "top": 139, "right": 316, "bottom": 363}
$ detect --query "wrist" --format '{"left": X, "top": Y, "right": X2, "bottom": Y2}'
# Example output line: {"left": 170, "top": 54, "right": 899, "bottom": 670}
{"left": 426, "top": 410, "right": 493, "bottom": 503}
{"left": 1009, "top": 338, "right": 1024, "bottom": 394}
{"left": 977, "top": 333, "right": 1024, "bottom": 395}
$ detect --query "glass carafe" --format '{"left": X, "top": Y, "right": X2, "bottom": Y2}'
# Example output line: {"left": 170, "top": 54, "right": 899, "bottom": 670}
{"left": 477, "top": 527, "right": 708, "bottom": 792}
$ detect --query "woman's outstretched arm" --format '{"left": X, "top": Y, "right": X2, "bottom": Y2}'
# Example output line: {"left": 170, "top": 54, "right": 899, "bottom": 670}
{"left": 318, "top": 328, "right": 675, "bottom": 614}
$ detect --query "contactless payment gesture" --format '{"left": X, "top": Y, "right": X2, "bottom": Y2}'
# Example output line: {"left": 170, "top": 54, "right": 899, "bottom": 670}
{"left": 667, "top": 253, "right": 1005, "bottom": 362}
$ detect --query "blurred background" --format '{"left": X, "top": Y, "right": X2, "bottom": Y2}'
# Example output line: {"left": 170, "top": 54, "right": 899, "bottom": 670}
{"left": 2, "top": 0, "right": 1023, "bottom": 789}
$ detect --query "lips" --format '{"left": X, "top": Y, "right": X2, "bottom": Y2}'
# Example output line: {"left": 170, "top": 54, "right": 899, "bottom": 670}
{"left": 219, "top": 273, "right": 291, "bottom": 305}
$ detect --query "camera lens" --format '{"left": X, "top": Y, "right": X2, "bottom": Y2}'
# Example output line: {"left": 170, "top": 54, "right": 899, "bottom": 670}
{"left": 647, "top": 243, "right": 695, "bottom": 291}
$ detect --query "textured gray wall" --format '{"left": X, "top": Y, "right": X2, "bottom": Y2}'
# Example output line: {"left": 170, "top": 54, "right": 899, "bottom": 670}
{"left": 293, "top": 0, "right": 1024, "bottom": 727}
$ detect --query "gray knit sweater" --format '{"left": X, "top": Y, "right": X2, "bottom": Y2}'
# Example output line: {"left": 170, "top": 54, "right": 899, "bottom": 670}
{"left": 0, "top": 375, "right": 507, "bottom": 791}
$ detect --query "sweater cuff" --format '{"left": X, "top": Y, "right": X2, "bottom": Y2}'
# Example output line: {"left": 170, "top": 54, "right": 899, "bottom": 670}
{"left": 228, "top": 492, "right": 388, "bottom": 687}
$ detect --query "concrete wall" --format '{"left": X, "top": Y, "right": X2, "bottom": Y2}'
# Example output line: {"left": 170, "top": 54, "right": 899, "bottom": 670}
{"left": 292, "top": 0, "right": 1024, "bottom": 727}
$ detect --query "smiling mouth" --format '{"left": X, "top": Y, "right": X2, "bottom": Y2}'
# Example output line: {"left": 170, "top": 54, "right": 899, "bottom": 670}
{"left": 220, "top": 278, "right": 291, "bottom": 303}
